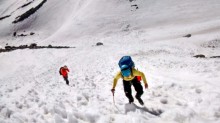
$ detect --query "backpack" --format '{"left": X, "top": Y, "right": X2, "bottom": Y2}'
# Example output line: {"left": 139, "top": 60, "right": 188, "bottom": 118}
{"left": 59, "top": 67, "right": 63, "bottom": 75}
{"left": 118, "top": 56, "right": 134, "bottom": 69}
{"left": 118, "top": 56, "right": 134, "bottom": 77}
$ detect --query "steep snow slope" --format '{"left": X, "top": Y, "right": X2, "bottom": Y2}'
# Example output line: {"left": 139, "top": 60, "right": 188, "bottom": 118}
{"left": 0, "top": 0, "right": 220, "bottom": 123}
{"left": 1, "top": 0, "right": 220, "bottom": 45}
{"left": 0, "top": 0, "right": 78, "bottom": 45}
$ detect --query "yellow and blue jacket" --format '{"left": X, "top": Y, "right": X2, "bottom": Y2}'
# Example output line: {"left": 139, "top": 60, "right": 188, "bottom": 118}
{"left": 112, "top": 68, "right": 148, "bottom": 89}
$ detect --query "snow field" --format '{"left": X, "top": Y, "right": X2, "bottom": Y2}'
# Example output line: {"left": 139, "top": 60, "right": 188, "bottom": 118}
{"left": 1, "top": 32, "right": 220, "bottom": 122}
{"left": 0, "top": 0, "right": 220, "bottom": 122}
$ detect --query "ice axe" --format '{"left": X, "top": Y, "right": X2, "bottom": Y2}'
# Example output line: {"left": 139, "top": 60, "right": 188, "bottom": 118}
{"left": 111, "top": 89, "right": 115, "bottom": 105}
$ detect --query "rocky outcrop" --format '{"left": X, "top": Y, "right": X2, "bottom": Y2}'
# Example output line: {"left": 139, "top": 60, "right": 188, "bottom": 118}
{"left": 183, "top": 34, "right": 191, "bottom": 38}
{"left": 96, "top": 42, "right": 103, "bottom": 46}
{"left": 0, "top": 15, "right": 11, "bottom": 21}
{"left": 0, "top": 43, "right": 74, "bottom": 53}
{"left": 193, "top": 54, "right": 205, "bottom": 58}
{"left": 13, "top": 0, "right": 47, "bottom": 23}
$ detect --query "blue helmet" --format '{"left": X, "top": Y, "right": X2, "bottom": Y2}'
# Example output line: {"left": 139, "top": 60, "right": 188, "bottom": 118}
{"left": 120, "top": 65, "right": 131, "bottom": 77}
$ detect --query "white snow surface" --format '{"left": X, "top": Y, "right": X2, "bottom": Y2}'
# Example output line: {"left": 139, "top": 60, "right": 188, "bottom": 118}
{"left": 0, "top": 0, "right": 220, "bottom": 123}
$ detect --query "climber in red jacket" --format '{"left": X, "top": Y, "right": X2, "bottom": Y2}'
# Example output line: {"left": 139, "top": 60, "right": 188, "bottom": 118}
{"left": 59, "top": 65, "right": 70, "bottom": 85}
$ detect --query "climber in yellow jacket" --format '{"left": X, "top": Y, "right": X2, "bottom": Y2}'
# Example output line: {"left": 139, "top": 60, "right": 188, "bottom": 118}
{"left": 111, "top": 56, "right": 148, "bottom": 105}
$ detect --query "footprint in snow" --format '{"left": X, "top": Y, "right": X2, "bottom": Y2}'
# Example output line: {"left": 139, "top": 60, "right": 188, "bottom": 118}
{"left": 160, "top": 98, "right": 168, "bottom": 104}
{"left": 15, "top": 102, "right": 23, "bottom": 109}
{"left": 195, "top": 88, "right": 202, "bottom": 94}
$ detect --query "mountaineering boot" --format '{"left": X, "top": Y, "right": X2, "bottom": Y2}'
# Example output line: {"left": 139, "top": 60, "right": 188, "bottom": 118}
{"left": 129, "top": 97, "right": 134, "bottom": 104}
{"left": 136, "top": 95, "right": 144, "bottom": 105}
{"left": 137, "top": 98, "right": 144, "bottom": 105}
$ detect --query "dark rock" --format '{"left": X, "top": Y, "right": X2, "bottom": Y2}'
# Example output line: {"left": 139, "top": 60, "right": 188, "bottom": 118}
{"left": 48, "top": 45, "right": 52, "bottom": 48}
{"left": 11, "top": 46, "right": 17, "bottom": 50}
{"left": 18, "top": 34, "right": 27, "bottom": 37}
{"left": 193, "top": 54, "right": 205, "bottom": 58}
{"left": 131, "top": 4, "right": 138, "bottom": 7}
{"left": 13, "top": 0, "right": 47, "bottom": 23}
{"left": 30, "top": 43, "right": 37, "bottom": 48}
{"left": 183, "top": 34, "right": 191, "bottom": 38}
{"left": 0, "top": 15, "right": 11, "bottom": 20}
{"left": 96, "top": 42, "right": 103, "bottom": 46}
{"left": 129, "top": 0, "right": 135, "bottom": 2}
{"left": 20, "top": 1, "right": 33, "bottom": 8}
{"left": 19, "top": 45, "right": 28, "bottom": 49}
{"left": 131, "top": 4, "right": 139, "bottom": 9}
{"left": 5, "top": 46, "right": 12, "bottom": 50}
{"left": 38, "top": 46, "right": 45, "bottom": 48}
{"left": 0, "top": 44, "right": 72, "bottom": 54}
{"left": 210, "top": 56, "right": 220, "bottom": 58}
{"left": 30, "top": 32, "right": 35, "bottom": 35}
{"left": 0, "top": 49, "right": 5, "bottom": 53}
{"left": 208, "top": 46, "right": 215, "bottom": 48}
{"left": 13, "top": 32, "right": 17, "bottom": 37}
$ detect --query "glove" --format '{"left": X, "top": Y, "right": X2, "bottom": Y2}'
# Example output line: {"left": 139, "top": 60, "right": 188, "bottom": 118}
{"left": 111, "top": 88, "right": 115, "bottom": 94}
{"left": 145, "top": 83, "right": 148, "bottom": 89}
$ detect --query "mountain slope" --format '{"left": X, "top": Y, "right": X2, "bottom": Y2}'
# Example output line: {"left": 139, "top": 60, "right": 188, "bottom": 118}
{"left": 1, "top": 0, "right": 220, "bottom": 45}
{"left": 0, "top": 0, "right": 220, "bottom": 123}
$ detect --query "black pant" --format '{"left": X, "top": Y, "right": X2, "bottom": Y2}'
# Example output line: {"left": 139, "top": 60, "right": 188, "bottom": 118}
{"left": 63, "top": 76, "right": 69, "bottom": 85}
{"left": 123, "top": 77, "right": 143, "bottom": 102}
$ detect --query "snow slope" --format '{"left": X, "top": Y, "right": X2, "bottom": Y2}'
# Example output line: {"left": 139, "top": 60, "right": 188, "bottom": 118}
{"left": 0, "top": 0, "right": 220, "bottom": 123}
